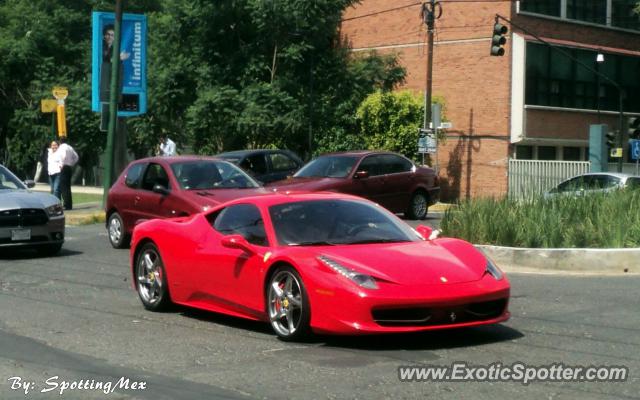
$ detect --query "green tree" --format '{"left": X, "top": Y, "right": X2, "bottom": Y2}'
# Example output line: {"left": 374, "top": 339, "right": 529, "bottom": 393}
{"left": 1, "top": 0, "right": 404, "bottom": 178}
{"left": 355, "top": 90, "right": 445, "bottom": 161}
{"left": 0, "top": 0, "right": 157, "bottom": 178}
{"left": 133, "top": 0, "right": 405, "bottom": 159}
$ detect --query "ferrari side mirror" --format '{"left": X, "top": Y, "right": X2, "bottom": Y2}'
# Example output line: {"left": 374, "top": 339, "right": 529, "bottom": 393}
{"left": 416, "top": 225, "right": 440, "bottom": 240}
{"left": 221, "top": 234, "right": 256, "bottom": 254}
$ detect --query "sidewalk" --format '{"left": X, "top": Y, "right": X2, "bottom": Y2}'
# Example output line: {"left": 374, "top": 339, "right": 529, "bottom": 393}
{"left": 33, "top": 183, "right": 105, "bottom": 225}
{"left": 34, "top": 183, "right": 104, "bottom": 195}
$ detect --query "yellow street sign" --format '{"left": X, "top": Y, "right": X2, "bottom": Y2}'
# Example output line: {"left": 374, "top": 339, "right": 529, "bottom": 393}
{"left": 41, "top": 99, "right": 57, "bottom": 113}
{"left": 52, "top": 86, "right": 68, "bottom": 100}
{"left": 610, "top": 148, "right": 623, "bottom": 158}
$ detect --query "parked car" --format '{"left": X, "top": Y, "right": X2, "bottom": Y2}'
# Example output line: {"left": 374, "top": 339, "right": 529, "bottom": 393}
{"left": 130, "top": 192, "right": 510, "bottom": 341}
{"left": 545, "top": 172, "right": 640, "bottom": 198}
{"left": 0, "top": 164, "right": 65, "bottom": 255}
{"left": 267, "top": 151, "right": 440, "bottom": 219}
{"left": 216, "top": 149, "right": 303, "bottom": 184}
{"left": 106, "top": 156, "right": 269, "bottom": 249}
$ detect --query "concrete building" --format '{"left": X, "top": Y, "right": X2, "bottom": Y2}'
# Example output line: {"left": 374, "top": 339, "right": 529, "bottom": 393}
{"left": 341, "top": 0, "right": 640, "bottom": 199}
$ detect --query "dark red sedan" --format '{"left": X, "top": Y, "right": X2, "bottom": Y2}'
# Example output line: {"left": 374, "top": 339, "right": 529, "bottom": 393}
{"left": 106, "top": 156, "right": 268, "bottom": 248}
{"left": 267, "top": 151, "right": 440, "bottom": 219}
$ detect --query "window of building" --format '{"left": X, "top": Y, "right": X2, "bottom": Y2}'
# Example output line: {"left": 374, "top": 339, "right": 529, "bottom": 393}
{"left": 567, "top": 0, "right": 606, "bottom": 25}
{"left": 520, "top": 0, "right": 640, "bottom": 31}
{"left": 612, "top": 0, "right": 640, "bottom": 30}
{"left": 562, "top": 146, "right": 581, "bottom": 161}
{"left": 516, "top": 145, "right": 534, "bottom": 159}
{"left": 537, "top": 146, "right": 557, "bottom": 160}
{"left": 525, "top": 42, "right": 640, "bottom": 113}
{"left": 520, "top": 0, "right": 561, "bottom": 17}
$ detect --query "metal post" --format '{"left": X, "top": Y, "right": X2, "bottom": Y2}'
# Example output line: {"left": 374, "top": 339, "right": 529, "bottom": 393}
{"left": 618, "top": 91, "right": 624, "bottom": 173}
{"left": 422, "top": 0, "right": 439, "bottom": 170}
{"left": 103, "top": 0, "right": 124, "bottom": 206}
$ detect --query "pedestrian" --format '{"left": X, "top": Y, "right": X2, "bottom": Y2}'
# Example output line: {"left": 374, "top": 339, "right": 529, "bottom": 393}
{"left": 158, "top": 135, "right": 176, "bottom": 156}
{"left": 47, "top": 140, "right": 62, "bottom": 199}
{"left": 57, "top": 137, "right": 79, "bottom": 210}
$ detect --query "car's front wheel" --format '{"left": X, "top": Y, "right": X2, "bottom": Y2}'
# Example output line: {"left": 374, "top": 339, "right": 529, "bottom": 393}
{"left": 406, "top": 191, "right": 429, "bottom": 220}
{"left": 135, "top": 242, "right": 171, "bottom": 311}
{"left": 267, "top": 266, "right": 311, "bottom": 341}
{"left": 107, "top": 212, "right": 129, "bottom": 249}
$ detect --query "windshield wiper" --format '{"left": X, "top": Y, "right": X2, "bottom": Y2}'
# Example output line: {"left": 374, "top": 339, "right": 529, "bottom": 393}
{"left": 287, "top": 240, "right": 337, "bottom": 246}
{"left": 343, "top": 239, "right": 411, "bottom": 245}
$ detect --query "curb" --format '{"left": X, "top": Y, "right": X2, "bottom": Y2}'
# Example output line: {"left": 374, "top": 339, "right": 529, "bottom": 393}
{"left": 478, "top": 244, "right": 639, "bottom": 274}
{"left": 430, "top": 202, "right": 453, "bottom": 212}
{"left": 66, "top": 211, "right": 105, "bottom": 226}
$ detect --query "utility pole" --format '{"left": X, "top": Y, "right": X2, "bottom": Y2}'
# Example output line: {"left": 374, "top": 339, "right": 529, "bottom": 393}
{"left": 421, "top": 0, "right": 441, "bottom": 171}
{"left": 103, "top": 0, "right": 124, "bottom": 205}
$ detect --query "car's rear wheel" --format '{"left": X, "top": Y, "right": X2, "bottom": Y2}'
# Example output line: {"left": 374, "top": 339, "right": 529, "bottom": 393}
{"left": 267, "top": 266, "right": 311, "bottom": 341}
{"left": 135, "top": 242, "right": 171, "bottom": 311}
{"left": 108, "top": 212, "right": 129, "bottom": 249}
{"left": 406, "top": 191, "right": 428, "bottom": 220}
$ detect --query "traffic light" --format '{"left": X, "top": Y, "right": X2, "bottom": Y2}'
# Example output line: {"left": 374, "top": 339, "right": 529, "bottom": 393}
{"left": 605, "top": 130, "right": 616, "bottom": 148}
{"left": 490, "top": 23, "right": 508, "bottom": 56}
{"left": 627, "top": 117, "right": 640, "bottom": 140}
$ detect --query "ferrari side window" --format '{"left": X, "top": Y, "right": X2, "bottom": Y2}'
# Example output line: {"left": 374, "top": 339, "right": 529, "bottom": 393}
{"left": 212, "top": 204, "right": 268, "bottom": 247}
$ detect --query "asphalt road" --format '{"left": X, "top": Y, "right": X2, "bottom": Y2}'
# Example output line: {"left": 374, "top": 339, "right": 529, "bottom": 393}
{"left": 0, "top": 222, "right": 638, "bottom": 400}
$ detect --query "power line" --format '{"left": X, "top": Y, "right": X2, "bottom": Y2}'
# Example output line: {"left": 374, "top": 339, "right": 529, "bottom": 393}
{"left": 341, "top": 2, "right": 422, "bottom": 22}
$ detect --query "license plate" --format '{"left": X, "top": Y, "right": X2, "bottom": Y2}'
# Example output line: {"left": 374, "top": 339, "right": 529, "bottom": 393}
{"left": 11, "top": 229, "right": 31, "bottom": 241}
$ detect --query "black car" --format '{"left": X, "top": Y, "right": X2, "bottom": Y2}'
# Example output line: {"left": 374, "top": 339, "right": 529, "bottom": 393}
{"left": 216, "top": 149, "right": 303, "bottom": 184}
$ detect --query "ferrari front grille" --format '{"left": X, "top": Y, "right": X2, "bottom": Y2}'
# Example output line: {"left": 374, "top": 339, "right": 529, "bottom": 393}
{"left": 372, "top": 299, "right": 507, "bottom": 327}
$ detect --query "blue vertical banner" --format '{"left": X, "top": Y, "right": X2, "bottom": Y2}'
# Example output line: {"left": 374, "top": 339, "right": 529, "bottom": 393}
{"left": 91, "top": 12, "right": 147, "bottom": 116}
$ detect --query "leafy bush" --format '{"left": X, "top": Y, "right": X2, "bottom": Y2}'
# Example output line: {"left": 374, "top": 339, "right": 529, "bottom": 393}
{"left": 441, "top": 190, "right": 640, "bottom": 248}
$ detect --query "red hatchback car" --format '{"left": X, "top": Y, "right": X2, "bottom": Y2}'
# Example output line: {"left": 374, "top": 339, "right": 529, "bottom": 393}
{"left": 267, "top": 151, "right": 440, "bottom": 219}
{"left": 106, "top": 156, "right": 268, "bottom": 248}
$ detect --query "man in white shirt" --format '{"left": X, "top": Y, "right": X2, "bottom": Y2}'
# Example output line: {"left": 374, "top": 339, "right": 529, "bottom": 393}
{"left": 57, "top": 137, "right": 79, "bottom": 210}
{"left": 159, "top": 135, "right": 176, "bottom": 156}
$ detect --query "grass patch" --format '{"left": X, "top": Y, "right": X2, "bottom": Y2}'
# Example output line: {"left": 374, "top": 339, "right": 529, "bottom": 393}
{"left": 441, "top": 189, "right": 640, "bottom": 248}
{"left": 72, "top": 192, "right": 103, "bottom": 204}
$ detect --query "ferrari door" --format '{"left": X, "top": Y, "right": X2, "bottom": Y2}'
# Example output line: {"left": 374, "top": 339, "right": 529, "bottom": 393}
{"left": 194, "top": 204, "right": 268, "bottom": 314}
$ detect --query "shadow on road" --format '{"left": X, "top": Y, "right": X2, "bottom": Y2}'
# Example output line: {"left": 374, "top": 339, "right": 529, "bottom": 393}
{"left": 176, "top": 305, "right": 522, "bottom": 350}
{"left": 318, "top": 324, "right": 523, "bottom": 350}
{"left": 0, "top": 247, "right": 82, "bottom": 260}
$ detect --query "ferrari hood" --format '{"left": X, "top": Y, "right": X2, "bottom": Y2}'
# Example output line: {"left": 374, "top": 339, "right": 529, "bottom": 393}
{"left": 317, "top": 239, "right": 487, "bottom": 285}
{"left": 0, "top": 189, "right": 60, "bottom": 211}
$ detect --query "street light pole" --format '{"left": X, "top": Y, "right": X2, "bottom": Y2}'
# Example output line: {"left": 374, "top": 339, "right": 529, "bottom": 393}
{"left": 103, "top": 0, "right": 124, "bottom": 206}
{"left": 421, "top": 0, "right": 441, "bottom": 170}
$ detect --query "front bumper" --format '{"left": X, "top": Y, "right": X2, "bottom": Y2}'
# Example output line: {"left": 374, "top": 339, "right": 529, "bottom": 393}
{"left": 308, "top": 275, "right": 510, "bottom": 335}
{"left": 0, "top": 215, "right": 65, "bottom": 248}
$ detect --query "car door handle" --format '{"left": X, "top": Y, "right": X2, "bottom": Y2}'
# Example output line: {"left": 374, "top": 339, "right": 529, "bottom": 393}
{"left": 134, "top": 196, "right": 141, "bottom": 205}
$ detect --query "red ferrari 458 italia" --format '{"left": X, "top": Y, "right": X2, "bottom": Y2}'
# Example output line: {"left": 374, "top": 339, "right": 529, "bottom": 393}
{"left": 130, "top": 192, "right": 510, "bottom": 341}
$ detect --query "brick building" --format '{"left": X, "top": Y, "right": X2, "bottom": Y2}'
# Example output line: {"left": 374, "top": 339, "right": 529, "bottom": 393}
{"left": 341, "top": 0, "right": 640, "bottom": 199}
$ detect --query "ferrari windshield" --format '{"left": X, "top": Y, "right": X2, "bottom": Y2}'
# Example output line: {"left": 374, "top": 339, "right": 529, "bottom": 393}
{"left": 171, "top": 160, "right": 260, "bottom": 190}
{"left": 269, "top": 199, "right": 421, "bottom": 246}
{"left": 0, "top": 165, "right": 27, "bottom": 190}
{"left": 294, "top": 155, "right": 358, "bottom": 178}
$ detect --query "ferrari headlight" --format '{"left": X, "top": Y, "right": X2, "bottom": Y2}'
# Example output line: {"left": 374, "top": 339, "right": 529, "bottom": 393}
{"left": 46, "top": 203, "right": 64, "bottom": 217}
{"left": 485, "top": 257, "right": 503, "bottom": 281}
{"left": 318, "top": 255, "right": 378, "bottom": 289}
